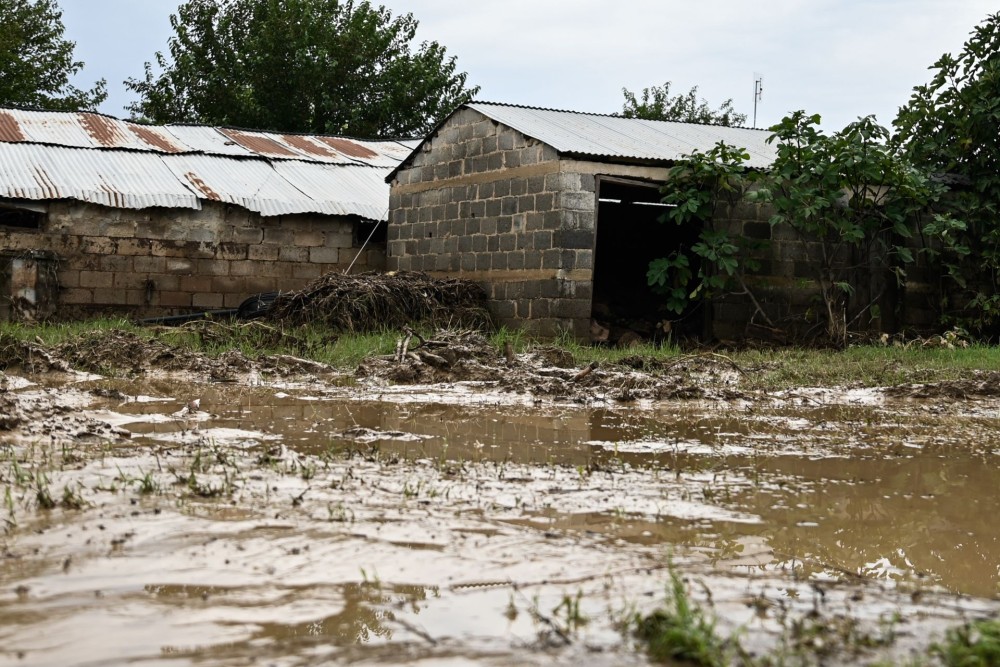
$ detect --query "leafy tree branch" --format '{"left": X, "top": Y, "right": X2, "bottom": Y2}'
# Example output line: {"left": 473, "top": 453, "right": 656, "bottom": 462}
{"left": 0, "top": 0, "right": 106, "bottom": 111}
{"left": 125, "top": 0, "right": 479, "bottom": 138}
{"left": 619, "top": 81, "right": 747, "bottom": 127}
{"left": 894, "top": 10, "right": 1000, "bottom": 334}
{"left": 648, "top": 141, "right": 771, "bottom": 327}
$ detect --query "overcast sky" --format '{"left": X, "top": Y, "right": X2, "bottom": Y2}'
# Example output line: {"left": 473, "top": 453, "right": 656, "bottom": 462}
{"left": 59, "top": 0, "right": 995, "bottom": 133}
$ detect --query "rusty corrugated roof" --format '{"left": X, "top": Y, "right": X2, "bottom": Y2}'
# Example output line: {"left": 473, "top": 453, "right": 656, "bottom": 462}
{"left": 0, "top": 142, "right": 201, "bottom": 210}
{"left": 0, "top": 107, "right": 411, "bottom": 219}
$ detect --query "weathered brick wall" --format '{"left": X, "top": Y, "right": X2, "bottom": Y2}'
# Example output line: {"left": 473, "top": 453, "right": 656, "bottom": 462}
{"left": 0, "top": 200, "right": 383, "bottom": 320}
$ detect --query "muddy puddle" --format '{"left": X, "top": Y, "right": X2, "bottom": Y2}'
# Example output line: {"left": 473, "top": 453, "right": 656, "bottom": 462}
{"left": 2, "top": 371, "right": 1000, "bottom": 666}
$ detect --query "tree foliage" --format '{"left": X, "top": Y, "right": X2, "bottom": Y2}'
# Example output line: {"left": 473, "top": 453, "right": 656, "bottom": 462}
{"left": 620, "top": 81, "right": 747, "bottom": 127}
{"left": 125, "top": 0, "right": 479, "bottom": 138}
{"left": 753, "top": 112, "right": 941, "bottom": 345}
{"left": 653, "top": 112, "right": 943, "bottom": 345}
{"left": 0, "top": 0, "right": 107, "bottom": 110}
{"left": 648, "top": 142, "right": 767, "bottom": 323}
{"left": 894, "top": 11, "right": 1000, "bottom": 332}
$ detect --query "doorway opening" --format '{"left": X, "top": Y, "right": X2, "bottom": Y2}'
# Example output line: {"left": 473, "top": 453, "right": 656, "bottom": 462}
{"left": 590, "top": 176, "right": 705, "bottom": 344}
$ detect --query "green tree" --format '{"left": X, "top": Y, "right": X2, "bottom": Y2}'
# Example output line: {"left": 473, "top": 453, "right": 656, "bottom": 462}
{"left": 894, "top": 11, "right": 1000, "bottom": 333}
{"left": 647, "top": 141, "right": 770, "bottom": 326}
{"left": 125, "top": 0, "right": 479, "bottom": 138}
{"left": 653, "top": 112, "right": 943, "bottom": 346}
{"left": 0, "top": 0, "right": 107, "bottom": 110}
{"left": 620, "top": 81, "right": 747, "bottom": 126}
{"left": 755, "top": 112, "right": 938, "bottom": 345}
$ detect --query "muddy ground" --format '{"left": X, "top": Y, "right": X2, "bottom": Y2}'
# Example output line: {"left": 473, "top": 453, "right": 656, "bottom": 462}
{"left": 1, "top": 330, "right": 999, "bottom": 666}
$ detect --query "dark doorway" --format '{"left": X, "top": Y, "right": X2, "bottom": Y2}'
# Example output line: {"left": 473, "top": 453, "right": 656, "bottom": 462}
{"left": 590, "top": 176, "right": 704, "bottom": 343}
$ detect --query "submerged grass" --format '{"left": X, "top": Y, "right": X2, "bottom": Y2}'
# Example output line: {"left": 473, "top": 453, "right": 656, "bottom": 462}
{"left": 931, "top": 618, "right": 1000, "bottom": 666}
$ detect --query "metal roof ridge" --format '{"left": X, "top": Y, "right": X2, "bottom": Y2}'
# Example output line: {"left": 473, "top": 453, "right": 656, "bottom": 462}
{"left": 0, "top": 104, "right": 124, "bottom": 122}
{"left": 468, "top": 100, "right": 770, "bottom": 132}
{"left": 161, "top": 120, "right": 418, "bottom": 143}
{"left": 0, "top": 105, "right": 419, "bottom": 145}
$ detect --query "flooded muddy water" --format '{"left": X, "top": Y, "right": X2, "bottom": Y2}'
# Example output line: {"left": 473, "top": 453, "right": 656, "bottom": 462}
{"left": 2, "top": 374, "right": 999, "bottom": 665}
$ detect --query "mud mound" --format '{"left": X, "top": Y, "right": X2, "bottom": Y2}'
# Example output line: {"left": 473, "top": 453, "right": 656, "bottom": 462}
{"left": 55, "top": 330, "right": 199, "bottom": 374}
{"left": 267, "top": 271, "right": 492, "bottom": 332}
{"left": 0, "top": 391, "right": 22, "bottom": 430}
{"left": 884, "top": 371, "right": 1000, "bottom": 399}
{"left": 356, "top": 330, "right": 736, "bottom": 402}
{"left": 52, "top": 330, "right": 258, "bottom": 378}
{"left": 0, "top": 333, "right": 70, "bottom": 373}
{"left": 357, "top": 330, "right": 501, "bottom": 384}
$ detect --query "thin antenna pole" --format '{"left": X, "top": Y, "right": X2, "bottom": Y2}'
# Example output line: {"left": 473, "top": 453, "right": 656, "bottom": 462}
{"left": 753, "top": 75, "right": 763, "bottom": 129}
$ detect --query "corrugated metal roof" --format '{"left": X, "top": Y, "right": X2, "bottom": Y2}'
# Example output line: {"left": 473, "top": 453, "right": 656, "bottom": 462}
{"left": 0, "top": 108, "right": 409, "bottom": 166}
{"left": 0, "top": 107, "right": 409, "bottom": 219}
{"left": 0, "top": 142, "right": 201, "bottom": 210}
{"left": 271, "top": 161, "right": 390, "bottom": 220}
{"left": 160, "top": 153, "right": 327, "bottom": 216}
{"left": 468, "top": 102, "right": 776, "bottom": 169}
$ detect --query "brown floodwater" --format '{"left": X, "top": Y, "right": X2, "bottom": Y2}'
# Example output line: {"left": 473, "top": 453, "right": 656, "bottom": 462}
{"left": 1, "top": 376, "right": 999, "bottom": 665}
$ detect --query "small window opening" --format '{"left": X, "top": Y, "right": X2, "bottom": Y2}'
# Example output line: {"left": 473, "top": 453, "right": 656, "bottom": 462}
{"left": 0, "top": 208, "right": 42, "bottom": 230}
{"left": 354, "top": 219, "right": 386, "bottom": 246}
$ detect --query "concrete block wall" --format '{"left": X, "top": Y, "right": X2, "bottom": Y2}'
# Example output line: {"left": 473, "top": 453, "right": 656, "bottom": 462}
{"left": 711, "top": 206, "right": 940, "bottom": 339}
{"left": 0, "top": 200, "right": 384, "bottom": 320}
{"left": 387, "top": 106, "right": 943, "bottom": 342}
{"left": 388, "top": 109, "right": 596, "bottom": 338}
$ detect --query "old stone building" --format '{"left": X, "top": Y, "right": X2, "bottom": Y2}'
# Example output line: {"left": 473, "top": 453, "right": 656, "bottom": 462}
{"left": 0, "top": 107, "right": 413, "bottom": 321}
{"left": 386, "top": 102, "right": 779, "bottom": 340}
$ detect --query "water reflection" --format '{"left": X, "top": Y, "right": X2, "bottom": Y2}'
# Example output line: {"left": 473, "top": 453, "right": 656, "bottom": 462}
{"left": 147, "top": 582, "right": 432, "bottom": 646}
{"left": 100, "top": 380, "right": 1000, "bottom": 598}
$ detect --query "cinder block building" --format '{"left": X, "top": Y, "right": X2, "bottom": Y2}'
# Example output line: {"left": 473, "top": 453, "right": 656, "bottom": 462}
{"left": 0, "top": 107, "right": 414, "bottom": 321}
{"left": 386, "top": 102, "right": 779, "bottom": 340}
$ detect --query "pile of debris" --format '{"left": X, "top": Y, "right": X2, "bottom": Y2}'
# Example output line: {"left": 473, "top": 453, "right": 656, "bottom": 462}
{"left": 355, "top": 329, "right": 737, "bottom": 402}
{"left": 0, "top": 333, "right": 70, "bottom": 373}
{"left": 267, "top": 271, "right": 493, "bottom": 333}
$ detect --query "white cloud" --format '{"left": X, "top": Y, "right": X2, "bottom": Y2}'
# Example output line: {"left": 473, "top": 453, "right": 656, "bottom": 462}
{"left": 58, "top": 0, "right": 997, "bottom": 132}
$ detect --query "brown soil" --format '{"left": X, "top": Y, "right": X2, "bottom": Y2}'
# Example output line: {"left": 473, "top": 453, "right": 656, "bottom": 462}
{"left": 354, "top": 330, "right": 742, "bottom": 402}
{"left": 883, "top": 370, "right": 1000, "bottom": 399}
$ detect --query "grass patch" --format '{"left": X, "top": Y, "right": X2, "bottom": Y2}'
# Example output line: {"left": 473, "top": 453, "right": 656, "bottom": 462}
{"left": 931, "top": 618, "right": 1000, "bottom": 666}
{"left": 551, "top": 330, "right": 683, "bottom": 366}
{"left": 152, "top": 320, "right": 401, "bottom": 369}
{"left": 634, "top": 567, "right": 735, "bottom": 666}
{"left": 489, "top": 326, "right": 528, "bottom": 354}
{"left": 0, "top": 319, "right": 403, "bottom": 371}
{"left": 1, "top": 318, "right": 145, "bottom": 346}
{"left": 731, "top": 344, "right": 1000, "bottom": 391}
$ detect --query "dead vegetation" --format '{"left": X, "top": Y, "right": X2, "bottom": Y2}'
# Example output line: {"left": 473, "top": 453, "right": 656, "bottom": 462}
{"left": 883, "top": 370, "right": 1000, "bottom": 399}
{"left": 355, "top": 328, "right": 742, "bottom": 402}
{"left": 266, "top": 270, "right": 492, "bottom": 332}
{"left": 0, "top": 333, "right": 70, "bottom": 373}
